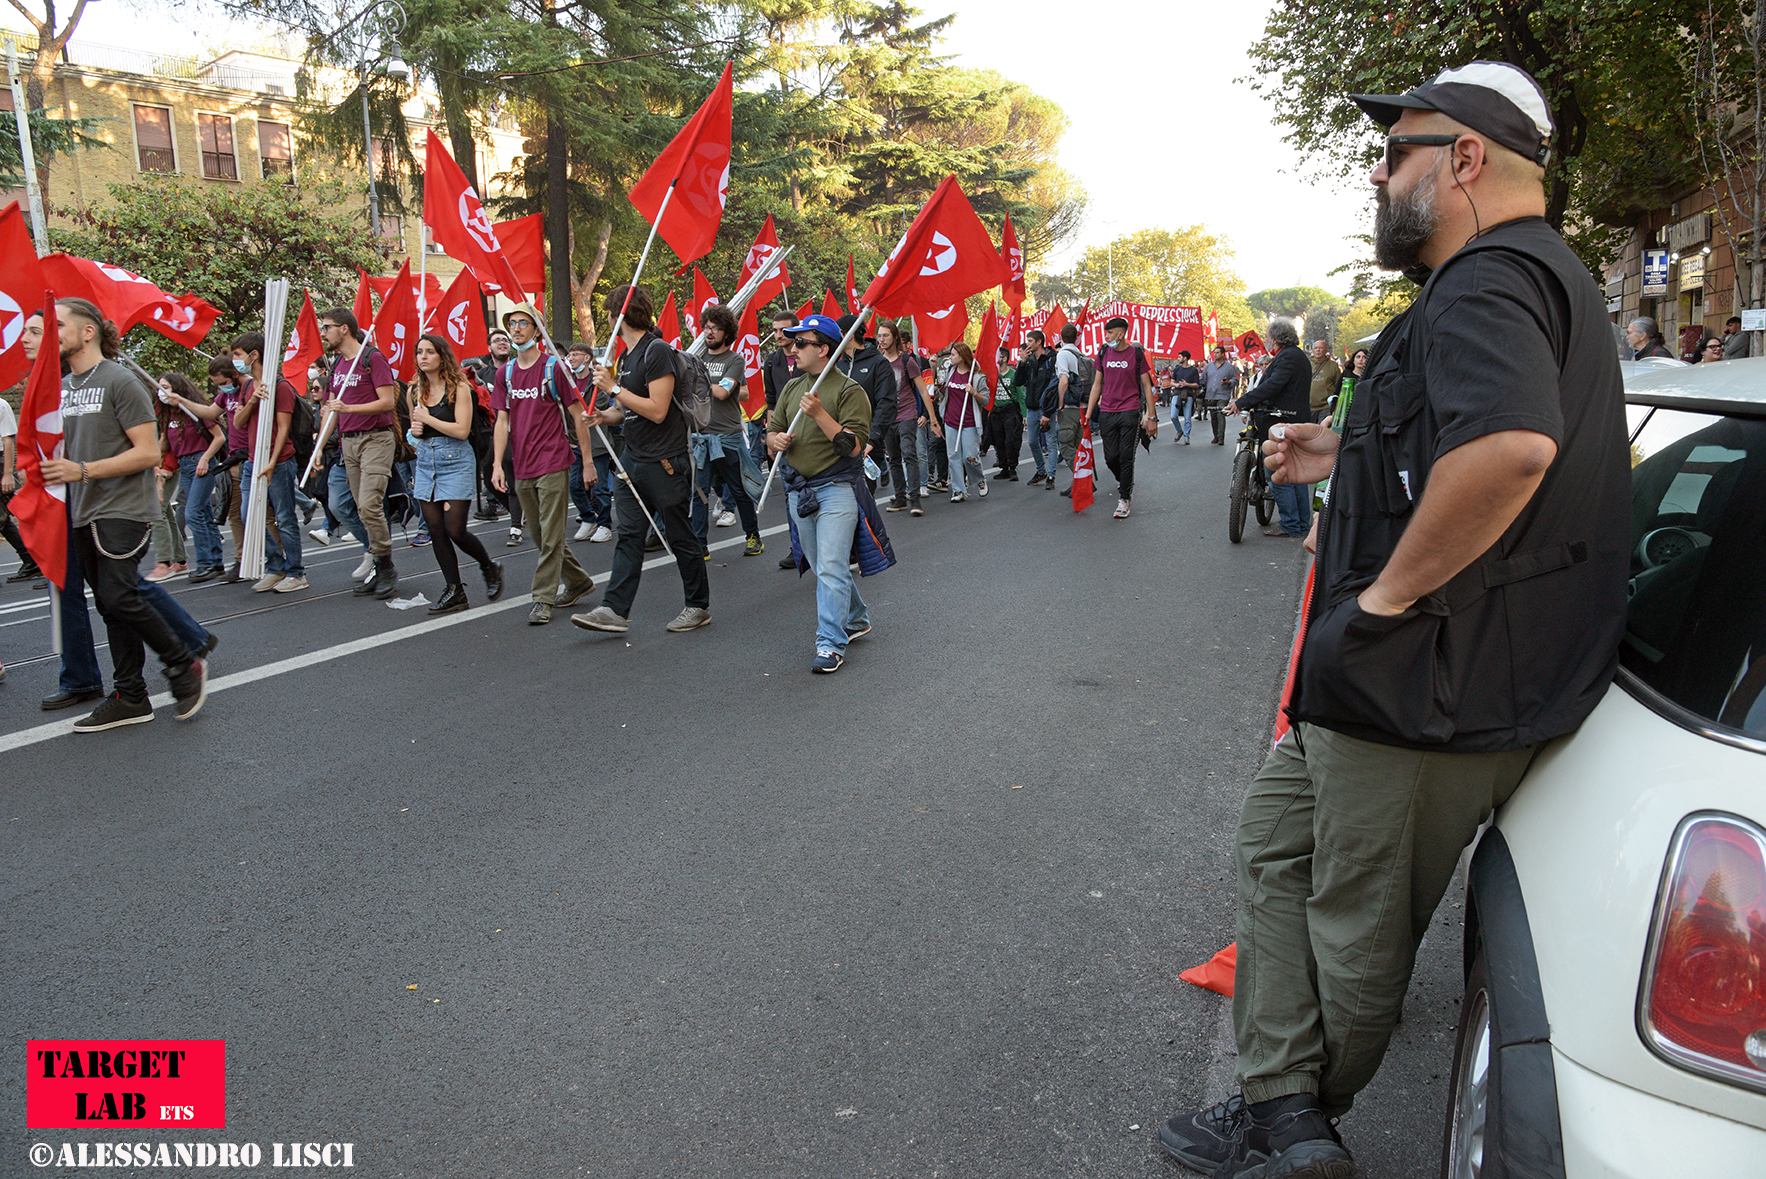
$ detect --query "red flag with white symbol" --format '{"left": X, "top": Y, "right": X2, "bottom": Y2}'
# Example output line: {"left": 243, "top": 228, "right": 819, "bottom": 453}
{"left": 422, "top": 129, "right": 527, "bottom": 302}
{"left": 37, "top": 254, "right": 218, "bottom": 345}
{"left": 281, "top": 292, "right": 322, "bottom": 381}
{"left": 912, "top": 300, "right": 967, "bottom": 354}
{"left": 735, "top": 303, "right": 767, "bottom": 421}
{"left": 736, "top": 215, "right": 789, "bottom": 310}
{"left": 0, "top": 203, "right": 46, "bottom": 391}
{"left": 657, "top": 289, "right": 683, "bottom": 346}
{"left": 1071, "top": 426, "right": 1096, "bottom": 513}
{"left": 1043, "top": 303, "right": 1068, "bottom": 342}
{"left": 860, "top": 175, "right": 1006, "bottom": 318}
{"left": 136, "top": 289, "right": 221, "bottom": 346}
{"left": 372, "top": 271, "right": 444, "bottom": 314}
{"left": 627, "top": 62, "right": 734, "bottom": 270}
{"left": 373, "top": 259, "right": 421, "bottom": 382}
{"left": 430, "top": 269, "right": 486, "bottom": 360}
{"left": 976, "top": 301, "right": 1001, "bottom": 407}
{"left": 12, "top": 292, "right": 67, "bottom": 588}
{"left": 1074, "top": 299, "right": 1091, "bottom": 331}
{"left": 686, "top": 267, "right": 719, "bottom": 339}
{"left": 1000, "top": 216, "right": 1025, "bottom": 313}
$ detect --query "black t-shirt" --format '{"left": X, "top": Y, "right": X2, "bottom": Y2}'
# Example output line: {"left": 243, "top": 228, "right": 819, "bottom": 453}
{"left": 1171, "top": 364, "right": 1201, "bottom": 388}
{"left": 617, "top": 333, "right": 689, "bottom": 462}
{"left": 1292, "top": 216, "right": 1630, "bottom": 753}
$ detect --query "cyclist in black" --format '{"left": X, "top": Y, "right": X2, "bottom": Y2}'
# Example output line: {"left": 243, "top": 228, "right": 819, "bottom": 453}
{"left": 1227, "top": 318, "right": 1312, "bottom": 537}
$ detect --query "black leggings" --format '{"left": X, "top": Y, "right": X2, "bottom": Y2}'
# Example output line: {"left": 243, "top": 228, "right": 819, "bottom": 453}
{"left": 419, "top": 499, "right": 493, "bottom": 585}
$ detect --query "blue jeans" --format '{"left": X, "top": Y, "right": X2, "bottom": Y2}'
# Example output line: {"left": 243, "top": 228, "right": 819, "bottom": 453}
{"left": 944, "top": 425, "right": 981, "bottom": 495}
{"left": 788, "top": 482, "right": 868, "bottom": 655}
{"left": 1271, "top": 480, "right": 1313, "bottom": 537}
{"left": 568, "top": 450, "right": 595, "bottom": 524}
{"left": 746, "top": 419, "right": 768, "bottom": 471}
{"left": 589, "top": 453, "right": 613, "bottom": 529}
{"left": 1171, "top": 395, "right": 1193, "bottom": 439}
{"left": 244, "top": 458, "right": 304, "bottom": 576}
{"left": 177, "top": 453, "right": 222, "bottom": 569}
{"left": 56, "top": 515, "right": 210, "bottom": 694}
{"left": 1028, "top": 413, "right": 1057, "bottom": 476}
{"left": 326, "top": 460, "right": 371, "bottom": 551}
{"left": 691, "top": 434, "right": 760, "bottom": 542}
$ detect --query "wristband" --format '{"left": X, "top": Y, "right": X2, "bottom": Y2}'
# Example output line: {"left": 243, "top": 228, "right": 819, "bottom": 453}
{"left": 80, "top": 462, "right": 90, "bottom": 484}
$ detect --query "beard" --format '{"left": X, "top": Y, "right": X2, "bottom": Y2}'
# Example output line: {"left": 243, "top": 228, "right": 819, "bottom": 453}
{"left": 1373, "top": 169, "right": 1441, "bottom": 272}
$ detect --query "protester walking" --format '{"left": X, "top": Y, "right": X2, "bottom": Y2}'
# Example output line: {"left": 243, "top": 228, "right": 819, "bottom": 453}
{"left": 232, "top": 332, "right": 307, "bottom": 593}
{"left": 408, "top": 333, "right": 503, "bottom": 613}
{"left": 157, "top": 372, "right": 228, "bottom": 582}
{"left": 1083, "top": 317, "right": 1157, "bottom": 518}
{"left": 206, "top": 355, "right": 249, "bottom": 578}
{"left": 1020, "top": 330, "right": 1059, "bottom": 484}
{"left": 934, "top": 343, "right": 990, "bottom": 503}
{"left": 1167, "top": 350, "right": 1201, "bottom": 443}
{"left": 693, "top": 305, "right": 764, "bottom": 555}
{"left": 989, "top": 345, "right": 1024, "bottom": 479}
{"left": 319, "top": 308, "right": 400, "bottom": 599}
{"left": 1201, "top": 345, "right": 1240, "bottom": 445}
{"left": 875, "top": 319, "right": 929, "bottom": 516}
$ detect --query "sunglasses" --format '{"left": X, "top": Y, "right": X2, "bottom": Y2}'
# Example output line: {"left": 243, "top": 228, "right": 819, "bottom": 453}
{"left": 1385, "top": 134, "right": 1462, "bottom": 173}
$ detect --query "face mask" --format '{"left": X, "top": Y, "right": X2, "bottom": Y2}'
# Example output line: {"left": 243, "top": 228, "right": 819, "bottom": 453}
{"left": 514, "top": 336, "right": 539, "bottom": 354}
{"left": 570, "top": 362, "right": 587, "bottom": 375}
{"left": 231, "top": 357, "right": 250, "bottom": 375}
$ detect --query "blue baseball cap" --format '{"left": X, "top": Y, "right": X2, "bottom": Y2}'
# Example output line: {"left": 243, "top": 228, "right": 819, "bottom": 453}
{"left": 783, "top": 314, "right": 843, "bottom": 346}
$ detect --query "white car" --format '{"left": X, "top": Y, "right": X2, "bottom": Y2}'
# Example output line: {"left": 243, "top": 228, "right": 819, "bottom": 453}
{"left": 1442, "top": 356, "right": 1766, "bottom": 1178}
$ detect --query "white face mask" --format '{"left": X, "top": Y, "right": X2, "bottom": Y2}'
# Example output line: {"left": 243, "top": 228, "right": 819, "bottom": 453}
{"left": 514, "top": 336, "right": 539, "bottom": 354}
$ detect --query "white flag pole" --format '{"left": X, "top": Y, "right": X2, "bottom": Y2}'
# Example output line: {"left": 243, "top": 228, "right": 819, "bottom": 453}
{"left": 302, "top": 323, "right": 379, "bottom": 485}
{"left": 242, "top": 279, "right": 291, "bottom": 579}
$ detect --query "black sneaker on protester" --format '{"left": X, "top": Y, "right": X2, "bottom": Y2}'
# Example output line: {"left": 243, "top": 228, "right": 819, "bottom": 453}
{"left": 169, "top": 657, "right": 208, "bottom": 721}
{"left": 72, "top": 692, "right": 155, "bottom": 733}
{"left": 1207, "top": 1093, "right": 1352, "bottom": 1179}
{"left": 1158, "top": 1094, "right": 1249, "bottom": 1174}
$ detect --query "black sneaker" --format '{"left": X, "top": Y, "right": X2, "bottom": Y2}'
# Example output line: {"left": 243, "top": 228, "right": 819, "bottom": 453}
{"left": 1158, "top": 1094, "right": 1249, "bottom": 1174}
{"left": 1214, "top": 1093, "right": 1352, "bottom": 1179}
{"left": 72, "top": 692, "right": 155, "bottom": 732}
{"left": 811, "top": 649, "right": 844, "bottom": 674}
{"left": 6, "top": 565, "right": 43, "bottom": 583}
{"left": 169, "top": 657, "right": 208, "bottom": 721}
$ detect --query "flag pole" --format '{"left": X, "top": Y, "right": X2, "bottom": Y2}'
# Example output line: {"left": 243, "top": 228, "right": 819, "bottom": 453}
{"left": 603, "top": 178, "right": 679, "bottom": 356}
{"left": 683, "top": 244, "right": 794, "bottom": 357}
{"left": 752, "top": 306, "right": 873, "bottom": 514}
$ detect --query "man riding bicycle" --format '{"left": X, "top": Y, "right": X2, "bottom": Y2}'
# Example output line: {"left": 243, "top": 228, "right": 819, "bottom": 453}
{"left": 1227, "top": 318, "right": 1312, "bottom": 537}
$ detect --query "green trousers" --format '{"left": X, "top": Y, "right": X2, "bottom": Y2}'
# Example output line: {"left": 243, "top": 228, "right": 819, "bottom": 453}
{"left": 515, "top": 469, "right": 595, "bottom": 605}
{"left": 1232, "top": 723, "right": 1537, "bottom": 1115}
{"left": 1058, "top": 407, "right": 1085, "bottom": 468}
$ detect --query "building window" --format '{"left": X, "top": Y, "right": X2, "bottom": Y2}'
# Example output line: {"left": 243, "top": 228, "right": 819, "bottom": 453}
{"left": 0, "top": 89, "right": 12, "bottom": 112}
{"left": 197, "top": 113, "right": 237, "bottom": 180}
{"left": 133, "top": 104, "right": 176, "bottom": 173}
{"left": 378, "top": 214, "right": 404, "bottom": 251}
{"left": 369, "top": 138, "right": 397, "bottom": 180}
{"left": 257, "top": 119, "right": 293, "bottom": 182}
{"left": 422, "top": 224, "right": 445, "bottom": 254}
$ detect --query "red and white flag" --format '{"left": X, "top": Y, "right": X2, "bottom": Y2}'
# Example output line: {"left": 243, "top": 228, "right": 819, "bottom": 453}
{"left": 281, "top": 292, "right": 322, "bottom": 381}
{"left": 845, "top": 254, "right": 859, "bottom": 316}
{"left": 373, "top": 259, "right": 421, "bottom": 382}
{"left": 491, "top": 213, "right": 546, "bottom": 296}
{"left": 686, "top": 267, "right": 719, "bottom": 339}
{"left": 423, "top": 129, "right": 527, "bottom": 303}
{"left": 1071, "top": 426, "right": 1096, "bottom": 513}
{"left": 912, "top": 300, "right": 967, "bottom": 354}
{"left": 1074, "top": 298, "right": 1092, "bottom": 331}
{"left": 1000, "top": 216, "right": 1026, "bottom": 312}
{"left": 38, "top": 254, "right": 219, "bottom": 346}
{"left": 628, "top": 62, "right": 734, "bottom": 270}
{"left": 1043, "top": 303, "right": 1068, "bottom": 342}
{"left": 12, "top": 293, "right": 67, "bottom": 588}
{"left": 736, "top": 215, "right": 789, "bottom": 311}
{"left": 370, "top": 270, "right": 444, "bottom": 312}
{"left": 976, "top": 301, "right": 1001, "bottom": 407}
{"left": 860, "top": 175, "right": 1006, "bottom": 318}
{"left": 657, "top": 289, "right": 683, "bottom": 345}
{"left": 0, "top": 202, "right": 46, "bottom": 391}
{"left": 735, "top": 303, "right": 767, "bottom": 421}
{"left": 430, "top": 269, "right": 486, "bottom": 360}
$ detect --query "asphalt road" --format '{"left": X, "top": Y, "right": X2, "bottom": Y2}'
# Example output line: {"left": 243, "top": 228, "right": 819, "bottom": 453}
{"left": 0, "top": 428, "right": 1467, "bottom": 1177}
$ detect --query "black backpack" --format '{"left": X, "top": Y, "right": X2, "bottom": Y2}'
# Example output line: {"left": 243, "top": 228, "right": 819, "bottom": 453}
{"left": 289, "top": 388, "right": 317, "bottom": 475}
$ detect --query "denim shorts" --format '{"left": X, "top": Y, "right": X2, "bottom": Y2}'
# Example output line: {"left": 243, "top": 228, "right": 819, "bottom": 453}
{"left": 412, "top": 433, "right": 477, "bottom": 501}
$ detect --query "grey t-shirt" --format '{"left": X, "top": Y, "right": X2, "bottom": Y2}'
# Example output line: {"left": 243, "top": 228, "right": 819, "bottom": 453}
{"left": 701, "top": 348, "right": 746, "bottom": 436}
{"left": 63, "top": 358, "right": 157, "bottom": 527}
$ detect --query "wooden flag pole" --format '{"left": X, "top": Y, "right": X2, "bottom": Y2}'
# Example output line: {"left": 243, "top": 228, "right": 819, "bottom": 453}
{"left": 752, "top": 306, "right": 873, "bottom": 515}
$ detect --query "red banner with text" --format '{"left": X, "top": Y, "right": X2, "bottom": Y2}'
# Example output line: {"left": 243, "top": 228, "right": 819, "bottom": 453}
{"left": 1024, "top": 300, "right": 1204, "bottom": 359}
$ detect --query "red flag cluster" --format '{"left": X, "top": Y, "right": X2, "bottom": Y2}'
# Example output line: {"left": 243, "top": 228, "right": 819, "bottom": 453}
{"left": 12, "top": 294, "right": 67, "bottom": 588}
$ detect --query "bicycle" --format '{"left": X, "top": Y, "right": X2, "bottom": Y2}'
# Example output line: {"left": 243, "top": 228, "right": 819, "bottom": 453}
{"left": 1228, "top": 410, "right": 1279, "bottom": 543}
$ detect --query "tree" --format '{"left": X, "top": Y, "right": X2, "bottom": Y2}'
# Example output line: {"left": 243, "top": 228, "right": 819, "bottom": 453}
{"left": 1046, "top": 226, "right": 1256, "bottom": 333}
{"left": 0, "top": 109, "right": 105, "bottom": 189}
{"left": 1247, "top": 286, "right": 1338, "bottom": 320}
{"left": 50, "top": 176, "right": 383, "bottom": 375}
{"left": 4, "top": 0, "right": 93, "bottom": 194}
{"left": 1691, "top": 0, "right": 1764, "bottom": 357}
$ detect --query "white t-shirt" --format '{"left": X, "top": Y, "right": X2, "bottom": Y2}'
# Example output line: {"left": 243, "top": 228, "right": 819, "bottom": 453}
{"left": 0, "top": 399, "right": 16, "bottom": 439}
{"left": 1054, "top": 346, "right": 1080, "bottom": 392}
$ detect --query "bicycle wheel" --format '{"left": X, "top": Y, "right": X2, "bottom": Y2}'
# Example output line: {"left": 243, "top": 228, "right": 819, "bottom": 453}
{"left": 1229, "top": 447, "right": 1251, "bottom": 543}
{"left": 1254, "top": 468, "right": 1274, "bottom": 526}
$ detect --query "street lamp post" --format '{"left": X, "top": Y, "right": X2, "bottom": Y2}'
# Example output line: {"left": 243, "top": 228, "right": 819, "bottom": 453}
{"left": 357, "top": 0, "right": 410, "bottom": 243}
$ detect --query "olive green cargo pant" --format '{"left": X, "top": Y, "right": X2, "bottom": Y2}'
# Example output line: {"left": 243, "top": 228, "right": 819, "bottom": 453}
{"left": 1233, "top": 722, "right": 1538, "bottom": 1116}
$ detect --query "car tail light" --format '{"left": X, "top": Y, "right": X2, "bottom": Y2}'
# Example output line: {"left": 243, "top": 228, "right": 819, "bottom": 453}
{"left": 1639, "top": 814, "right": 1766, "bottom": 1091}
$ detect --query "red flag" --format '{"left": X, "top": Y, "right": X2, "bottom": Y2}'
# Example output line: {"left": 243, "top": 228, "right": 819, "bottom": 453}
{"left": 686, "top": 267, "right": 719, "bottom": 339}
{"left": 860, "top": 174, "right": 1006, "bottom": 318}
{"left": 1006, "top": 311, "right": 1022, "bottom": 352}
{"left": 0, "top": 203, "right": 46, "bottom": 390}
{"left": 372, "top": 259, "right": 421, "bottom": 382}
{"left": 735, "top": 303, "right": 767, "bottom": 420}
{"left": 656, "top": 289, "right": 683, "bottom": 346}
{"left": 371, "top": 271, "right": 444, "bottom": 313}
{"left": 135, "top": 289, "right": 221, "bottom": 347}
{"left": 1071, "top": 428, "right": 1096, "bottom": 512}
{"left": 37, "top": 254, "right": 218, "bottom": 345}
{"left": 1074, "top": 299, "right": 1091, "bottom": 330}
{"left": 912, "top": 300, "right": 968, "bottom": 354}
{"left": 354, "top": 267, "right": 374, "bottom": 326}
{"left": 976, "top": 301, "right": 1001, "bottom": 407}
{"left": 794, "top": 298, "right": 813, "bottom": 322}
{"left": 1204, "top": 309, "right": 1220, "bottom": 350}
{"left": 281, "top": 292, "right": 322, "bottom": 381}
{"left": 845, "top": 254, "right": 859, "bottom": 315}
{"left": 1236, "top": 329, "right": 1266, "bottom": 359}
{"left": 422, "top": 129, "right": 527, "bottom": 302}
{"left": 491, "top": 213, "right": 546, "bottom": 294}
{"left": 627, "top": 61, "right": 734, "bottom": 270}
{"left": 820, "top": 289, "right": 842, "bottom": 321}
{"left": 431, "top": 269, "right": 486, "bottom": 360}
{"left": 12, "top": 292, "right": 67, "bottom": 588}
{"left": 1000, "top": 216, "right": 1026, "bottom": 312}
{"left": 1043, "top": 303, "right": 1068, "bottom": 342}
{"left": 736, "top": 215, "right": 790, "bottom": 310}
{"left": 1179, "top": 943, "right": 1237, "bottom": 997}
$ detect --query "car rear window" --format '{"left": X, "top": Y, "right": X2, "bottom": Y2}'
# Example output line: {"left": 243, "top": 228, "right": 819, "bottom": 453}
{"left": 1623, "top": 406, "right": 1766, "bottom": 740}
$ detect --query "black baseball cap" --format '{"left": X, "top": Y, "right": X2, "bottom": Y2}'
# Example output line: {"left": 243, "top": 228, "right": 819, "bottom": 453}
{"left": 1351, "top": 61, "right": 1554, "bottom": 167}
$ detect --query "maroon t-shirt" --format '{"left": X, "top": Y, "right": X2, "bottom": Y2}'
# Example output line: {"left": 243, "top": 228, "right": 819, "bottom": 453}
{"left": 242, "top": 377, "right": 299, "bottom": 464}
{"left": 492, "top": 357, "right": 580, "bottom": 480}
{"left": 1096, "top": 344, "right": 1150, "bottom": 413}
{"left": 165, "top": 410, "right": 214, "bottom": 460}
{"left": 942, "top": 367, "right": 979, "bottom": 429}
{"left": 213, "top": 383, "right": 252, "bottom": 452}
{"left": 330, "top": 348, "right": 398, "bottom": 433}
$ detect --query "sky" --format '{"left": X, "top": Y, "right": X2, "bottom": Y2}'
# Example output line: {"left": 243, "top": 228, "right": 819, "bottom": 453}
{"left": 19, "top": 0, "right": 1381, "bottom": 299}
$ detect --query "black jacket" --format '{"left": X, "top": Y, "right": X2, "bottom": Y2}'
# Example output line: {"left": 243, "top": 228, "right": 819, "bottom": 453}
{"left": 1018, "top": 350, "right": 1057, "bottom": 416}
{"left": 763, "top": 349, "right": 793, "bottom": 409}
{"left": 837, "top": 343, "right": 898, "bottom": 445}
{"left": 1235, "top": 346, "right": 1310, "bottom": 418}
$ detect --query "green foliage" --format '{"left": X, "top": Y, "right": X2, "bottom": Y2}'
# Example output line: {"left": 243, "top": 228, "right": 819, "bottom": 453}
{"left": 1247, "top": 286, "right": 1340, "bottom": 319}
{"left": 0, "top": 110, "right": 108, "bottom": 189}
{"left": 49, "top": 176, "right": 383, "bottom": 375}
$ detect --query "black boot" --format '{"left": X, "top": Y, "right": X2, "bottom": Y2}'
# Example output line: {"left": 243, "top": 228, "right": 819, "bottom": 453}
{"left": 371, "top": 554, "right": 399, "bottom": 600}
{"left": 427, "top": 583, "right": 469, "bottom": 615}
{"left": 481, "top": 560, "right": 505, "bottom": 602}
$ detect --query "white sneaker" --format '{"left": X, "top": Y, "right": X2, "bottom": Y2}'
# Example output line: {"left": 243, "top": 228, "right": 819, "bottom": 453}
{"left": 977, "top": 478, "right": 988, "bottom": 498}
{"left": 352, "top": 553, "right": 375, "bottom": 580}
{"left": 252, "top": 573, "right": 284, "bottom": 593}
{"left": 950, "top": 491, "right": 966, "bottom": 503}
{"left": 573, "top": 522, "right": 593, "bottom": 541}
{"left": 918, "top": 485, "right": 930, "bottom": 499}
{"left": 715, "top": 510, "right": 737, "bottom": 528}
{"left": 274, "top": 574, "right": 308, "bottom": 593}
{"left": 307, "top": 527, "right": 332, "bottom": 546}
{"left": 589, "top": 525, "right": 613, "bottom": 543}
{"left": 1113, "top": 498, "right": 1130, "bottom": 519}
{"left": 507, "top": 526, "right": 523, "bottom": 547}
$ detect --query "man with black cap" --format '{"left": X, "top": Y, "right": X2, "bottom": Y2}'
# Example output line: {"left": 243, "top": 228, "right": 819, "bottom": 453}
{"left": 1158, "top": 62, "right": 1630, "bottom": 1179}
{"left": 1082, "top": 316, "right": 1156, "bottom": 518}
